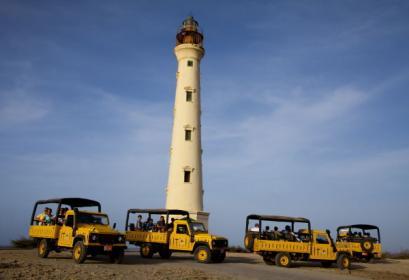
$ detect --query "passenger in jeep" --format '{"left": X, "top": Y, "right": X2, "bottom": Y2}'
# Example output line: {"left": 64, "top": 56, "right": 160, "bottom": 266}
{"left": 157, "top": 216, "right": 166, "bottom": 232}
{"left": 136, "top": 215, "right": 143, "bottom": 230}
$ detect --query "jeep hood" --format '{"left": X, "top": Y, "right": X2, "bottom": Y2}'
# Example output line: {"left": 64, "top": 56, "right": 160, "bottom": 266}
{"left": 77, "top": 224, "right": 122, "bottom": 235}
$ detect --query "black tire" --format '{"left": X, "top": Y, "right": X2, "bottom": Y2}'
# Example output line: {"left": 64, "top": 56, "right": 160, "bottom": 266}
{"left": 263, "top": 255, "right": 275, "bottom": 265}
{"left": 37, "top": 239, "right": 49, "bottom": 258}
{"left": 275, "top": 252, "right": 291, "bottom": 268}
{"left": 211, "top": 251, "right": 226, "bottom": 263}
{"left": 244, "top": 234, "right": 255, "bottom": 252}
{"left": 321, "top": 261, "right": 333, "bottom": 268}
{"left": 109, "top": 249, "right": 124, "bottom": 264}
{"left": 140, "top": 244, "right": 154, "bottom": 258}
{"left": 73, "top": 241, "right": 87, "bottom": 264}
{"left": 159, "top": 248, "right": 172, "bottom": 259}
{"left": 194, "top": 246, "right": 211, "bottom": 263}
{"left": 361, "top": 239, "right": 374, "bottom": 253}
{"left": 337, "top": 254, "right": 351, "bottom": 270}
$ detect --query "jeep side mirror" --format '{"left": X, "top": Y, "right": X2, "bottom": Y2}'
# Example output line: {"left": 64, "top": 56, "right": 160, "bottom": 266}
{"left": 113, "top": 222, "right": 117, "bottom": 229}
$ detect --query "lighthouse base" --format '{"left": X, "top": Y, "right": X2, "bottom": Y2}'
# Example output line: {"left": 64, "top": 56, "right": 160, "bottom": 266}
{"left": 189, "top": 211, "right": 210, "bottom": 229}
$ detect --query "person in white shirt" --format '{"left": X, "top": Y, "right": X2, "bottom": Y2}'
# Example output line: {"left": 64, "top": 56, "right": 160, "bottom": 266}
{"left": 250, "top": 223, "right": 260, "bottom": 232}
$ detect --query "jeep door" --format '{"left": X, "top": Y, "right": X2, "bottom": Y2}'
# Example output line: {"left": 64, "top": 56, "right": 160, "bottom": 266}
{"left": 310, "top": 232, "right": 336, "bottom": 260}
{"left": 57, "top": 214, "right": 74, "bottom": 247}
{"left": 169, "top": 222, "right": 194, "bottom": 251}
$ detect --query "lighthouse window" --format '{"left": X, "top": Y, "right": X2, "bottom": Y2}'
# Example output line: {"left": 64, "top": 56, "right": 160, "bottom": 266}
{"left": 187, "top": 60, "right": 193, "bottom": 67}
{"left": 186, "top": 91, "right": 192, "bottom": 101}
{"left": 185, "top": 129, "right": 192, "bottom": 141}
{"left": 184, "top": 171, "right": 191, "bottom": 183}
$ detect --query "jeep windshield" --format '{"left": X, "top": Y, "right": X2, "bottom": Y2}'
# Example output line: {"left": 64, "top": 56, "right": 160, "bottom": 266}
{"left": 190, "top": 222, "right": 207, "bottom": 233}
{"left": 77, "top": 212, "right": 109, "bottom": 225}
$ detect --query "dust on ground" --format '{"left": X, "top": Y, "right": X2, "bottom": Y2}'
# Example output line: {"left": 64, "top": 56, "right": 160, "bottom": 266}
{"left": 1, "top": 249, "right": 409, "bottom": 280}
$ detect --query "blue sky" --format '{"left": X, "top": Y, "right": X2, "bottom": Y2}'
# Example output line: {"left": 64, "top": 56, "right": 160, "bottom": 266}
{"left": 1, "top": 1, "right": 409, "bottom": 251}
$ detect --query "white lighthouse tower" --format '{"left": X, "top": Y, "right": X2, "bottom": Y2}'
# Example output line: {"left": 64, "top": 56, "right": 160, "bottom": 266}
{"left": 166, "top": 16, "right": 209, "bottom": 225}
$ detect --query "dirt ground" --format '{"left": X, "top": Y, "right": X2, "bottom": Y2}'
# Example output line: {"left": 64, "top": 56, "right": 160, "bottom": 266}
{"left": 1, "top": 249, "right": 409, "bottom": 280}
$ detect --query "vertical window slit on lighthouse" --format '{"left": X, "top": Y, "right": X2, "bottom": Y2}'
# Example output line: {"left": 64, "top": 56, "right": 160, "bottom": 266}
{"left": 185, "top": 129, "right": 192, "bottom": 141}
{"left": 184, "top": 171, "right": 191, "bottom": 183}
{"left": 186, "top": 91, "right": 192, "bottom": 102}
{"left": 187, "top": 60, "right": 193, "bottom": 67}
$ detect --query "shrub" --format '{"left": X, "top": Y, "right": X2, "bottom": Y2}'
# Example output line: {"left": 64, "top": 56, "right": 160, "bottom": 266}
{"left": 11, "top": 237, "right": 36, "bottom": 249}
{"left": 383, "top": 250, "right": 409, "bottom": 259}
{"left": 228, "top": 246, "right": 249, "bottom": 253}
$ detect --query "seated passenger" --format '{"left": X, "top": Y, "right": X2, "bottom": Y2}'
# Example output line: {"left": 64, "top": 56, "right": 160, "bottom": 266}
{"left": 157, "top": 216, "right": 166, "bottom": 232}
{"left": 144, "top": 218, "right": 154, "bottom": 231}
{"left": 35, "top": 207, "right": 49, "bottom": 225}
{"left": 262, "top": 226, "right": 271, "bottom": 239}
{"left": 271, "top": 226, "right": 282, "bottom": 240}
{"left": 250, "top": 223, "right": 260, "bottom": 232}
{"left": 136, "top": 215, "right": 143, "bottom": 230}
{"left": 282, "top": 225, "right": 297, "bottom": 241}
{"left": 56, "top": 208, "right": 68, "bottom": 225}
{"left": 298, "top": 229, "right": 310, "bottom": 242}
{"left": 167, "top": 218, "right": 175, "bottom": 232}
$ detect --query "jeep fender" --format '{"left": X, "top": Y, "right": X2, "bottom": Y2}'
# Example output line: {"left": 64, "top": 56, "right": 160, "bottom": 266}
{"left": 73, "top": 235, "right": 86, "bottom": 247}
{"left": 193, "top": 242, "right": 210, "bottom": 253}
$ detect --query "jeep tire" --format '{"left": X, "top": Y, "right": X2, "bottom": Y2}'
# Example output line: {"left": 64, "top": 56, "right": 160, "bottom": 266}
{"left": 244, "top": 234, "right": 255, "bottom": 252}
{"left": 73, "top": 241, "right": 87, "bottom": 264}
{"left": 337, "top": 254, "right": 351, "bottom": 270}
{"left": 361, "top": 239, "right": 374, "bottom": 253}
{"left": 159, "top": 248, "right": 172, "bottom": 259}
{"left": 37, "top": 239, "right": 50, "bottom": 258}
{"left": 211, "top": 251, "right": 226, "bottom": 263}
{"left": 194, "top": 246, "right": 211, "bottom": 263}
{"left": 140, "top": 244, "right": 154, "bottom": 258}
{"left": 109, "top": 249, "right": 124, "bottom": 264}
{"left": 275, "top": 252, "right": 291, "bottom": 268}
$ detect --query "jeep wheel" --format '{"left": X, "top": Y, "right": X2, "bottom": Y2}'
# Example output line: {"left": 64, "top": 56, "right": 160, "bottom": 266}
{"left": 159, "top": 248, "right": 172, "bottom": 259}
{"left": 73, "top": 241, "right": 87, "bottom": 264}
{"left": 361, "top": 239, "right": 374, "bottom": 253}
{"left": 337, "top": 254, "right": 351, "bottom": 270}
{"left": 211, "top": 251, "right": 226, "bottom": 263}
{"left": 109, "top": 249, "right": 124, "bottom": 264}
{"left": 244, "top": 234, "right": 254, "bottom": 252}
{"left": 37, "top": 239, "right": 49, "bottom": 258}
{"left": 140, "top": 244, "right": 154, "bottom": 258}
{"left": 275, "top": 252, "right": 291, "bottom": 268}
{"left": 263, "top": 255, "right": 275, "bottom": 265}
{"left": 321, "top": 261, "right": 333, "bottom": 268}
{"left": 194, "top": 246, "right": 211, "bottom": 263}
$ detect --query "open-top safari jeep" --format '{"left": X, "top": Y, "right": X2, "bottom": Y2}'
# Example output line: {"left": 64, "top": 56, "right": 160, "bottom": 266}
{"left": 336, "top": 224, "right": 382, "bottom": 261}
{"left": 125, "top": 209, "right": 228, "bottom": 263}
{"left": 29, "top": 198, "right": 126, "bottom": 264}
{"left": 244, "top": 214, "right": 352, "bottom": 270}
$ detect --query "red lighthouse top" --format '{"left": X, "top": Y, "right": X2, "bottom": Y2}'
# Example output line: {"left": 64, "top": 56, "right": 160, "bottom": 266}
{"left": 176, "top": 16, "right": 204, "bottom": 47}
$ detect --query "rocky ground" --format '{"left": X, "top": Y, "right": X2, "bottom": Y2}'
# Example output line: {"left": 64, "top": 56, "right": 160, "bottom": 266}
{"left": 1, "top": 249, "right": 409, "bottom": 280}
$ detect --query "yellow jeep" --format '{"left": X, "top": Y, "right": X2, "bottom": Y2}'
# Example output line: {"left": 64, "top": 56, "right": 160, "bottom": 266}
{"left": 125, "top": 209, "right": 228, "bottom": 263}
{"left": 336, "top": 224, "right": 382, "bottom": 261}
{"left": 244, "top": 214, "right": 352, "bottom": 270}
{"left": 29, "top": 198, "right": 126, "bottom": 264}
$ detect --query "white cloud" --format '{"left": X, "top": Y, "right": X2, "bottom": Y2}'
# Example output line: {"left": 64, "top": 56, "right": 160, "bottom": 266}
{"left": 0, "top": 90, "right": 50, "bottom": 126}
{"left": 205, "top": 87, "right": 368, "bottom": 168}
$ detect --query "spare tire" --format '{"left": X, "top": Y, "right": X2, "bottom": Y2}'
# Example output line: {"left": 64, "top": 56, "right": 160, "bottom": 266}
{"left": 361, "top": 238, "right": 374, "bottom": 253}
{"left": 244, "top": 234, "right": 255, "bottom": 252}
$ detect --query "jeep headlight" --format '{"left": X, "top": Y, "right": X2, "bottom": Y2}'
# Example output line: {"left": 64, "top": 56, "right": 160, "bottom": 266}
{"left": 90, "top": 234, "right": 98, "bottom": 242}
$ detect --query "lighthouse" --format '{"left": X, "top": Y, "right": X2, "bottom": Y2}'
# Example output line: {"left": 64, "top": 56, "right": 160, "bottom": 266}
{"left": 165, "top": 16, "right": 209, "bottom": 226}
